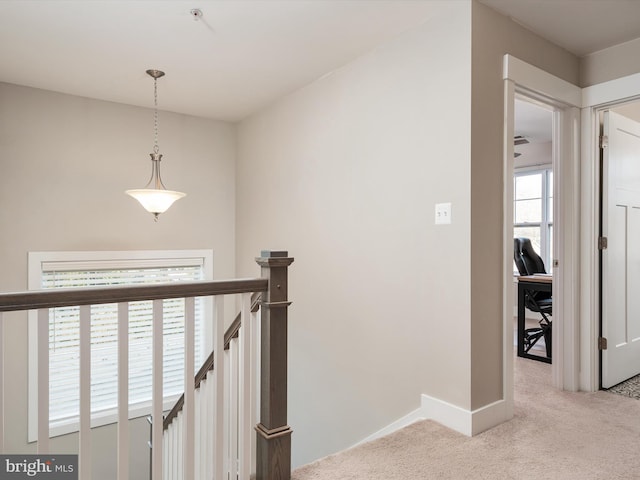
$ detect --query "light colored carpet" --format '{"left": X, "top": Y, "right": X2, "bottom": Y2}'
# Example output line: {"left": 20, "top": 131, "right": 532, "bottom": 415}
{"left": 293, "top": 355, "right": 640, "bottom": 479}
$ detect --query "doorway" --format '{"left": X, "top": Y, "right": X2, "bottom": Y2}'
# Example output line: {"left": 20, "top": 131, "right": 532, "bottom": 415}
{"left": 507, "top": 57, "right": 640, "bottom": 396}
{"left": 513, "top": 98, "right": 554, "bottom": 363}
{"left": 502, "top": 55, "right": 582, "bottom": 407}
{"left": 579, "top": 72, "right": 640, "bottom": 393}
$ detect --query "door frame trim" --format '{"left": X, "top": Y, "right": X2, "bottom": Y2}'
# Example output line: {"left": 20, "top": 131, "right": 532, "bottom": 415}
{"left": 503, "top": 55, "right": 582, "bottom": 394}
{"left": 505, "top": 59, "right": 640, "bottom": 393}
{"left": 581, "top": 72, "right": 640, "bottom": 391}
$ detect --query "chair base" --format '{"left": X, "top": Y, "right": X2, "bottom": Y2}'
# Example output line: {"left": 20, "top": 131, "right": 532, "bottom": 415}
{"left": 523, "top": 320, "right": 552, "bottom": 358}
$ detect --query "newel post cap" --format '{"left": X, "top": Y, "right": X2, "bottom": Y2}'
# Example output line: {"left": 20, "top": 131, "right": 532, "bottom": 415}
{"left": 256, "top": 250, "right": 294, "bottom": 267}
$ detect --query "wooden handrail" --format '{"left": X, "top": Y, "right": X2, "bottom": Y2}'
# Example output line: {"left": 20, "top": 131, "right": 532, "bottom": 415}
{"left": 162, "top": 292, "right": 262, "bottom": 430}
{"left": 0, "top": 278, "right": 268, "bottom": 312}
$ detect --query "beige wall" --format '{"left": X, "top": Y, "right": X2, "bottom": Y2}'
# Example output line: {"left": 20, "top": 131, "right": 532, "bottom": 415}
{"left": 236, "top": 0, "right": 583, "bottom": 467}
{"left": 470, "top": 0, "right": 580, "bottom": 410}
{"left": 237, "top": 1, "right": 473, "bottom": 467}
{"left": 0, "top": 0, "right": 603, "bottom": 474}
{"left": 581, "top": 37, "right": 640, "bottom": 87}
{"left": 0, "top": 82, "right": 237, "bottom": 478}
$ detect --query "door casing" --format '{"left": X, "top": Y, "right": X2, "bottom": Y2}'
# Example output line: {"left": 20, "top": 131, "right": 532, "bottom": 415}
{"left": 505, "top": 57, "right": 640, "bottom": 394}
{"left": 502, "top": 56, "right": 581, "bottom": 404}
{"left": 582, "top": 77, "right": 640, "bottom": 391}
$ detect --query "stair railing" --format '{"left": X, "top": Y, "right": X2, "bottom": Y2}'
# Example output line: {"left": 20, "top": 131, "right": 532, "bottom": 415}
{"left": 0, "top": 250, "right": 293, "bottom": 480}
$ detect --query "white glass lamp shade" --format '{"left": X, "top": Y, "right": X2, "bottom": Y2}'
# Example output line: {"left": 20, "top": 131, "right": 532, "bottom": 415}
{"left": 126, "top": 188, "right": 186, "bottom": 215}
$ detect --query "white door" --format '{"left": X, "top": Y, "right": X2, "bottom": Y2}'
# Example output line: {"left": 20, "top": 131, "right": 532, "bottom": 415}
{"left": 601, "top": 111, "right": 640, "bottom": 388}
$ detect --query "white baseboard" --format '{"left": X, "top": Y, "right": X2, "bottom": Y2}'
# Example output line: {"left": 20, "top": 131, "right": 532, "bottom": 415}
{"left": 352, "top": 407, "right": 426, "bottom": 447}
{"left": 470, "top": 398, "right": 511, "bottom": 435}
{"left": 420, "top": 394, "right": 472, "bottom": 435}
{"left": 354, "top": 395, "right": 511, "bottom": 447}
{"left": 421, "top": 394, "right": 510, "bottom": 436}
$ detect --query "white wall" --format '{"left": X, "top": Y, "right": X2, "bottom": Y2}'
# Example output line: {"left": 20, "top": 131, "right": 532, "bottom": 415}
{"left": 237, "top": 1, "right": 472, "bottom": 467}
{"left": 0, "top": 82, "right": 237, "bottom": 479}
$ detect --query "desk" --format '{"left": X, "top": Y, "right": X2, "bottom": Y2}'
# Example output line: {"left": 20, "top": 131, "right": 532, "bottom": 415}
{"left": 517, "top": 274, "right": 552, "bottom": 363}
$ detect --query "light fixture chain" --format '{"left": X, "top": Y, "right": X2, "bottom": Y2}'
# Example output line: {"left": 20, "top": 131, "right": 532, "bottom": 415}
{"left": 153, "top": 76, "right": 159, "bottom": 154}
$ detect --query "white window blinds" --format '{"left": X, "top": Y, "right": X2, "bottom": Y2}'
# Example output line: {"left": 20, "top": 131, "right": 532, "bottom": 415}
{"left": 28, "top": 251, "right": 213, "bottom": 439}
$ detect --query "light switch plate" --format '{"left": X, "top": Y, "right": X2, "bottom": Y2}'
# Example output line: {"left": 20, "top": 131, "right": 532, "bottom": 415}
{"left": 435, "top": 202, "right": 452, "bottom": 225}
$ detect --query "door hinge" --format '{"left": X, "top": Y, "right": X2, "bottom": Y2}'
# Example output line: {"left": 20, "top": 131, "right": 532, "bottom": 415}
{"left": 600, "top": 135, "right": 609, "bottom": 149}
{"left": 598, "top": 237, "right": 608, "bottom": 250}
{"left": 598, "top": 337, "right": 608, "bottom": 350}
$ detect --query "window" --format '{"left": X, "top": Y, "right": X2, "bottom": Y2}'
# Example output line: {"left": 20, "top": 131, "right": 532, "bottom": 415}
{"left": 28, "top": 250, "right": 213, "bottom": 440}
{"left": 514, "top": 168, "right": 553, "bottom": 272}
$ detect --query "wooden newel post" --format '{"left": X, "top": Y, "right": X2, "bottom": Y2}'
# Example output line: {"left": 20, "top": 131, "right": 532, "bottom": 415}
{"left": 256, "top": 250, "right": 294, "bottom": 480}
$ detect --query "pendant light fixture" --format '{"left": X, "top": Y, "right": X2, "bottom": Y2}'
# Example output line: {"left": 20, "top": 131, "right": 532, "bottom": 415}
{"left": 126, "top": 69, "right": 186, "bottom": 221}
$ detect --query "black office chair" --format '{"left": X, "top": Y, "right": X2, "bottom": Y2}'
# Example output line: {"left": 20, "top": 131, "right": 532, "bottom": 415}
{"left": 514, "top": 237, "right": 552, "bottom": 357}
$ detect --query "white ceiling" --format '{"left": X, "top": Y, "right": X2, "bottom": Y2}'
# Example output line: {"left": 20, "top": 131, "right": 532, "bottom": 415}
{"left": 0, "top": 0, "right": 441, "bottom": 121}
{"left": 515, "top": 99, "right": 552, "bottom": 144}
{"left": 1, "top": 1, "right": 640, "bottom": 122}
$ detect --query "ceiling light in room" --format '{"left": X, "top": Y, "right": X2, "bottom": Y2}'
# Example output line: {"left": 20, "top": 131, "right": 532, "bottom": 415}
{"left": 126, "top": 69, "right": 186, "bottom": 221}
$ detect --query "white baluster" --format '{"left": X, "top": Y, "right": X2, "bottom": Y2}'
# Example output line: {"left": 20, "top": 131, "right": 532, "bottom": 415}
{"left": 168, "top": 414, "right": 180, "bottom": 480}
{"left": 167, "top": 423, "right": 173, "bottom": 480}
{"left": 250, "top": 305, "right": 261, "bottom": 477}
{"left": 0, "top": 312, "right": 4, "bottom": 452}
{"left": 199, "top": 377, "right": 208, "bottom": 480}
{"left": 238, "top": 293, "right": 252, "bottom": 480}
{"left": 223, "top": 348, "right": 231, "bottom": 478}
{"left": 37, "top": 308, "right": 49, "bottom": 453}
{"left": 117, "top": 303, "right": 129, "bottom": 480}
{"left": 213, "top": 297, "right": 225, "bottom": 480}
{"left": 194, "top": 384, "right": 201, "bottom": 480}
{"left": 184, "top": 297, "right": 195, "bottom": 480}
{"left": 200, "top": 377, "right": 209, "bottom": 480}
{"left": 79, "top": 305, "right": 91, "bottom": 479}
{"left": 229, "top": 338, "right": 239, "bottom": 479}
{"left": 206, "top": 375, "right": 214, "bottom": 480}
{"left": 152, "top": 299, "right": 163, "bottom": 480}
{"left": 163, "top": 428, "right": 169, "bottom": 480}
{"left": 177, "top": 412, "right": 183, "bottom": 480}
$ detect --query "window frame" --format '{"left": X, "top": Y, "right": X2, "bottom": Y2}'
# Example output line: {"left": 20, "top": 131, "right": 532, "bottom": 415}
{"left": 514, "top": 165, "right": 553, "bottom": 272}
{"left": 27, "top": 249, "right": 213, "bottom": 441}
